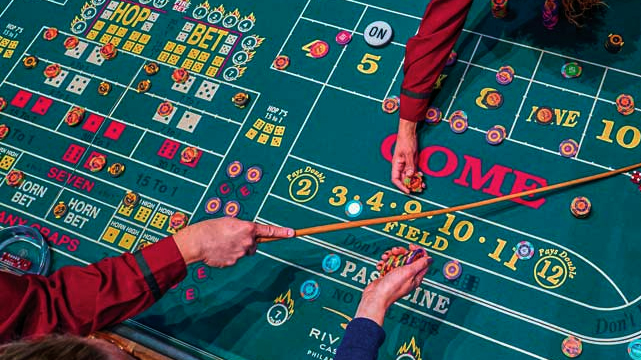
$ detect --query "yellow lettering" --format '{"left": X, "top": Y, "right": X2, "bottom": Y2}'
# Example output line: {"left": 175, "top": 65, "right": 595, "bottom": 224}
{"left": 418, "top": 231, "right": 431, "bottom": 246}
{"left": 526, "top": 105, "right": 539, "bottom": 122}
{"left": 110, "top": 2, "right": 130, "bottom": 23}
{"left": 187, "top": 24, "right": 207, "bottom": 46}
{"left": 563, "top": 110, "right": 580, "bottom": 127}
{"left": 405, "top": 226, "right": 421, "bottom": 242}
{"left": 199, "top": 27, "right": 218, "bottom": 49}
{"left": 209, "top": 30, "right": 228, "bottom": 51}
{"left": 133, "top": 7, "right": 151, "bottom": 27}
{"left": 554, "top": 109, "right": 568, "bottom": 126}
{"left": 432, "top": 235, "right": 448, "bottom": 251}
{"left": 382, "top": 221, "right": 397, "bottom": 233}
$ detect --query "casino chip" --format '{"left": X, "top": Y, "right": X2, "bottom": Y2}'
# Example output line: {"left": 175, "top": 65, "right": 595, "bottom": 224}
{"left": 443, "top": 260, "right": 462, "bottom": 280}
{"left": 446, "top": 50, "right": 457, "bottom": 67}
{"left": 382, "top": 96, "right": 400, "bottom": 114}
{"left": 88, "top": 155, "right": 107, "bottom": 172}
{"left": 485, "top": 125, "right": 506, "bottom": 145}
{"left": 99, "top": 43, "right": 117, "bottom": 60}
{"left": 171, "top": 68, "right": 189, "bottom": 83}
{"left": 322, "top": 254, "right": 341, "bottom": 274}
{"left": 273, "top": 55, "right": 290, "bottom": 70}
{"left": 559, "top": 139, "right": 579, "bottom": 158}
{"left": 22, "top": 56, "right": 38, "bottom": 69}
{"left": 245, "top": 166, "right": 263, "bottom": 183}
{"left": 605, "top": 33, "right": 624, "bottom": 53}
{"left": 204, "top": 197, "right": 222, "bottom": 214}
{"left": 380, "top": 248, "right": 429, "bottom": 276}
{"left": 224, "top": 200, "right": 241, "bottom": 217}
{"left": 43, "top": 27, "right": 58, "bottom": 41}
{"left": 5, "top": 170, "right": 24, "bottom": 187}
{"left": 515, "top": 241, "right": 534, "bottom": 260}
{"left": 232, "top": 92, "right": 250, "bottom": 108}
{"left": 570, "top": 196, "right": 591, "bottom": 219}
{"left": 631, "top": 171, "right": 641, "bottom": 185}
{"left": 0, "top": 98, "right": 7, "bottom": 113}
{"left": 52, "top": 201, "right": 68, "bottom": 219}
{"left": 535, "top": 106, "right": 554, "bottom": 124}
{"left": 65, "top": 107, "right": 85, "bottom": 127}
{"left": 483, "top": 90, "right": 504, "bottom": 109}
{"left": 450, "top": 117, "right": 468, "bottom": 134}
{"left": 309, "top": 40, "right": 329, "bottom": 58}
{"left": 157, "top": 101, "right": 174, "bottom": 117}
{"left": 144, "top": 62, "right": 160, "bottom": 76}
{"left": 63, "top": 36, "right": 79, "bottom": 50}
{"left": 628, "top": 339, "right": 641, "bottom": 360}
{"left": 335, "top": 30, "right": 352, "bottom": 45}
{"left": 98, "top": 81, "right": 112, "bottom": 96}
{"left": 425, "top": 107, "right": 443, "bottom": 124}
{"left": 561, "top": 336, "right": 582, "bottom": 358}
{"left": 496, "top": 68, "right": 514, "bottom": 85}
{"left": 492, "top": 0, "right": 508, "bottom": 18}
{"left": 122, "top": 191, "right": 140, "bottom": 208}
{"left": 403, "top": 172, "right": 426, "bottom": 193}
{"left": 345, "top": 200, "right": 363, "bottom": 218}
{"left": 170, "top": 212, "right": 188, "bottom": 231}
{"left": 0, "top": 124, "right": 10, "bottom": 140}
{"left": 136, "top": 80, "right": 151, "bottom": 93}
{"left": 226, "top": 161, "right": 243, "bottom": 178}
{"left": 300, "top": 280, "right": 320, "bottom": 301}
{"left": 43, "top": 64, "right": 61, "bottom": 78}
{"left": 180, "top": 146, "right": 199, "bottom": 163}
{"left": 561, "top": 62, "right": 582, "bottom": 79}
{"left": 107, "top": 163, "right": 125, "bottom": 177}
{"left": 616, "top": 94, "right": 635, "bottom": 116}
{"left": 364, "top": 21, "right": 393, "bottom": 48}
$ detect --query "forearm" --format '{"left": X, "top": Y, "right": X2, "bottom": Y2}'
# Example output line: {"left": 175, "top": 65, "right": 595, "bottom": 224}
{"left": 335, "top": 318, "right": 386, "bottom": 360}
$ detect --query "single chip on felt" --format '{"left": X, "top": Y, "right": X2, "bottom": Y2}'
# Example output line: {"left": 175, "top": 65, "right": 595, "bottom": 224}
{"left": 483, "top": 90, "right": 504, "bottom": 109}
{"left": 5, "top": 170, "right": 25, "bottom": 187}
{"left": 144, "top": 62, "right": 160, "bottom": 75}
{"left": 0, "top": 98, "right": 7, "bottom": 112}
{"left": 309, "top": 40, "right": 329, "bottom": 58}
{"left": 232, "top": 92, "right": 250, "bottom": 108}
{"left": 52, "top": 201, "right": 68, "bottom": 219}
{"left": 486, "top": 125, "right": 506, "bottom": 145}
{"left": 425, "top": 106, "right": 443, "bottom": 124}
{"left": 570, "top": 196, "right": 591, "bottom": 218}
{"left": 22, "top": 55, "right": 38, "bottom": 69}
{"left": 0, "top": 124, "right": 10, "bottom": 139}
{"left": 273, "top": 55, "right": 290, "bottom": 70}
{"left": 335, "top": 30, "right": 352, "bottom": 45}
{"left": 169, "top": 211, "right": 188, "bottom": 230}
{"left": 97, "top": 81, "right": 112, "bottom": 96}
{"left": 559, "top": 139, "right": 579, "bottom": 158}
{"left": 107, "top": 163, "right": 125, "bottom": 177}
{"left": 99, "top": 43, "right": 117, "bottom": 60}
{"left": 122, "top": 191, "right": 140, "bottom": 207}
{"left": 65, "top": 107, "right": 85, "bottom": 127}
{"left": 535, "top": 106, "right": 555, "bottom": 124}
{"left": 443, "top": 260, "right": 462, "bottom": 280}
{"left": 403, "top": 171, "right": 426, "bottom": 193}
{"left": 561, "top": 62, "right": 582, "bottom": 78}
{"left": 43, "top": 27, "right": 58, "bottom": 40}
{"left": 180, "top": 146, "right": 199, "bottom": 163}
{"left": 156, "top": 101, "right": 174, "bottom": 117}
{"left": 300, "top": 279, "right": 320, "bottom": 301}
{"left": 561, "top": 336, "right": 582, "bottom": 358}
{"left": 605, "top": 33, "right": 624, "bottom": 53}
{"left": 43, "top": 64, "right": 61, "bottom": 78}
{"left": 64, "top": 36, "right": 80, "bottom": 50}
{"left": 136, "top": 79, "right": 151, "bottom": 93}
{"left": 88, "top": 155, "right": 107, "bottom": 172}
{"left": 381, "top": 96, "right": 400, "bottom": 114}
{"left": 171, "top": 68, "right": 189, "bottom": 83}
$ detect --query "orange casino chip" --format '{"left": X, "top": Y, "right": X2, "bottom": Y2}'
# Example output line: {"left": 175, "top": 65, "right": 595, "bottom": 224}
{"left": 99, "top": 43, "right": 117, "bottom": 60}
{"left": 0, "top": 98, "right": 7, "bottom": 112}
{"left": 63, "top": 36, "right": 79, "bottom": 50}
{"left": 5, "top": 170, "right": 25, "bottom": 187}
{"left": 22, "top": 55, "right": 38, "bottom": 69}
{"left": 43, "top": 27, "right": 58, "bottom": 40}
{"left": 65, "top": 107, "right": 85, "bottom": 126}
{"left": 180, "top": 146, "right": 199, "bottom": 163}
{"left": 231, "top": 92, "right": 250, "bottom": 108}
{"left": 43, "top": 63, "right": 61, "bottom": 78}
{"left": 98, "top": 81, "right": 112, "bottom": 96}
{"left": 88, "top": 155, "right": 107, "bottom": 172}
{"left": 535, "top": 106, "right": 554, "bottom": 124}
{"left": 273, "top": 55, "right": 290, "bottom": 70}
{"left": 309, "top": 40, "right": 330, "bottom": 58}
{"left": 171, "top": 68, "right": 189, "bottom": 83}
{"left": 483, "top": 90, "right": 504, "bottom": 109}
{"left": 381, "top": 96, "right": 400, "bottom": 114}
{"left": 156, "top": 101, "right": 174, "bottom": 117}
{"left": 169, "top": 212, "right": 188, "bottom": 230}
{"left": 0, "top": 124, "right": 9, "bottom": 140}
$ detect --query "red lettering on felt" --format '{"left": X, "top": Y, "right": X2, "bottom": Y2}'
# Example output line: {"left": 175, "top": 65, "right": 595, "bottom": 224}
{"left": 218, "top": 182, "right": 232, "bottom": 195}
{"left": 453, "top": 155, "right": 512, "bottom": 197}
{"left": 47, "top": 167, "right": 95, "bottom": 193}
{"left": 196, "top": 266, "right": 207, "bottom": 280}
{"left": 185, "top": 288, "right": 196, "bottom": 300}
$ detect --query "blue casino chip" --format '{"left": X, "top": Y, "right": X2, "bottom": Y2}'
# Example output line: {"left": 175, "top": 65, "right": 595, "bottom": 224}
{"left": 300, "top": 280, "right": 320, "bottom": 301}
{"left": 629, "top": 339, "right": 641, "bottom": 360}
{"left": 322, "top": 254, "right": 341, "bottom": 274}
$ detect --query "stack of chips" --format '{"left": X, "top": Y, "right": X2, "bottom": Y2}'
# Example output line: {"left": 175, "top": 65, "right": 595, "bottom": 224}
{"left": 542, "top": 0, "right": 559, "bottom": 30}
{"left": 615, "top": 94, "right": 635, "bottom": 116}
{"left": 99, "top": 43, "right": 117, "bottom": 60}
{"left": 379, "top": 248, "right": 428, "bottom": 276}
{"left": 65, "top": 106, "right": 85, "bottom": 127}
{"left": 491, "top": 0, "right": 508, "bottom": 18}
{"left": 403, "top": 172, "right": 426, "bottom": 193}
{"left": 570, "top": 196, "right": 591, "bottom": 219}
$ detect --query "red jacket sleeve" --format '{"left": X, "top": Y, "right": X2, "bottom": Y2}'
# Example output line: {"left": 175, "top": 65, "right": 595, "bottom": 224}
{"left": 400, "top": 0, "right": 474, "bottom": 122}
{"left": 0, "top": 236, "right": 187, "bottom": 342}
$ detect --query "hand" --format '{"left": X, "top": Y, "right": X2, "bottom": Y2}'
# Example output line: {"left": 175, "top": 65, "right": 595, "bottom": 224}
{"left": 355, "top": 244, "right": 431, "bottom": 326}
{"left": 173, "top": 218, "right": 294, "bottom": 268}
{"left": 392, "top": 119, "right": 419, "bottom": 194}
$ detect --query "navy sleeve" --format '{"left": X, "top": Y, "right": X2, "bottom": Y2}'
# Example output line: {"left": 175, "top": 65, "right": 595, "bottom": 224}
{"left": 335, "top": 318, "right": 386, "bottom": 360}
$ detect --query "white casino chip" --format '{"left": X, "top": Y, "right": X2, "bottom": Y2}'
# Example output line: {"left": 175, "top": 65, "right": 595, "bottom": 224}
{"left": 363, "top": 21, "right": 393, "bottom": 47}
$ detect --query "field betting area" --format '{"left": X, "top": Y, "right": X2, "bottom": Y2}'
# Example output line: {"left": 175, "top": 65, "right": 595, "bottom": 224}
{"left": 1, "top": 0, "right": 641, "bottom": 359}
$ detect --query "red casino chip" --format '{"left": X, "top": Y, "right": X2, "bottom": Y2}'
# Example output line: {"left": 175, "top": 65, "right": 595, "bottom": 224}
{"left": 99, "top": 43, "right": 117, "bottom": 60}
{"left": 273, "top": 55, "right": 290, "bottom": 70}
{"left": 309, "top": 40, "right": 330, "bottom": 58}
{"left": 170, "top": 212, "right": 189, "bottom": 230}
{"left": 171, "top": 68, "right": 189, "bottom": 83}
{"left": 223, "top": 200, "right": 241, "bottom": 217}
{"left": 88, "top": 155, "right": 107, "bottom": 172}
{"left": 64, "top": 110, "right": 83, "bottom": 127}
{"left": 43, "top": 63, "right": 61, "bottom": 78}
{"left": 381, "top": 96, "right": 399, "bottom": 114}
{"left": 43, "top": 27, "right": 58, "bottom": 40}
{"left": 5, "top": 170, "right": 25, "bottom": 187}
{"left": 245, "top": 166, "right": 263, "bottom": 183}
{"left": 0, "top": 124, "right": 9, "bottom": 140}
{"left": 335, "top": 30, "right": 352, "bottom": 45}
{"left": 0, "top": 98, "right": 7, "bottom": 112}
{"left": 204, "top": 197, "right": 222, "bottom": 214}
{"left": 63, "top": 36, "right": 80, "bottom": 50}
{"left": 180, "top": 146, "right": 199, "bottom": 164}
{"left": 535, "top": 107, "right": 554, "bottom": 124}
{"left": 156, "top": 101, "right": 174, "bottom": 117}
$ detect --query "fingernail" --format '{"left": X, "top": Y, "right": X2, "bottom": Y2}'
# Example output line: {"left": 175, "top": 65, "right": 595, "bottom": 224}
{"left": 287, "top": 229, "right": 295, "bottom": 237}
{"left": 427, "top": 257, "right": 434, "bottom": 265}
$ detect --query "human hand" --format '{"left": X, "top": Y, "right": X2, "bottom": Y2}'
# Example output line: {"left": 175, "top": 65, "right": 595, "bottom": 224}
{"left": 355, "top": 244, "right": 431, "bottom": 325}
{"left": 392, "top": 119, "right": 419, "bottom": 194}
{"left": 173, "top": 218, "right": 294, "bottom": 268}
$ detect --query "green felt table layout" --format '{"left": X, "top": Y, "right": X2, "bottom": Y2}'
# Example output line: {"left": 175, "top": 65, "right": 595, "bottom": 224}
{"left": 1, "top": 0, "right": 641, "bottom": 359}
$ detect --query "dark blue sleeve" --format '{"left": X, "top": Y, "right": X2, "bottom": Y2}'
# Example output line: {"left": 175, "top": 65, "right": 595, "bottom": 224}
{"left": 335, "top": 318, "right": 386, "bottom": 360}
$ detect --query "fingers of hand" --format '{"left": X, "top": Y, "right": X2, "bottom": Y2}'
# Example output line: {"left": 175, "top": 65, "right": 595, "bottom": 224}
{"left": 255, "top": 224, "right": 294, "bottom": 238}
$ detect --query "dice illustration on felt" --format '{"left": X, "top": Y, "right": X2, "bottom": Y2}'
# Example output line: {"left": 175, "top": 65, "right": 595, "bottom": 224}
{"left": 86, "top": 45, "right": 104, "bottom": 66}
{"left": 64, "top": 41, "right": 88, "bottom": 59}
{"left": 195, "top": 80, "right": 218, "bottom": 101}
{"left": 44, "top": 70, "right": 69, "bottom": 88}
{"left": 65, "top": 74, "right": 90, "bottom": 95}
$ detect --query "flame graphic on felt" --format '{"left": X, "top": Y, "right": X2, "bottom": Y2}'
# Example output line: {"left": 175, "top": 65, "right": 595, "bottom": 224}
{"left": 227, "top": 8, "right": 241, "bottom": 18}
{"left": 244, "top": 13, "right": 256, "bottom": 23}
{"left": 214, "top": 4, "right": 225, "bottom": 13}
{"left": 397, "top": 338, "right": 422, "bottom": 360}
{"left": 199, "top": 0, "right": 210, "bottom": 10}
{"left": 80, "top": 2, "right": 92, "bottom": 12}
{"left": 245, "top": 50, "right": 256, "bottom": 62}
{"left": 274, "top": 289, "right": 295, "bottom": 317}
{"left": 322, "top": 307, "right": 352, "bottom": 330}
{"left": 70, "top": 16, "right": 82, "bottom": 29}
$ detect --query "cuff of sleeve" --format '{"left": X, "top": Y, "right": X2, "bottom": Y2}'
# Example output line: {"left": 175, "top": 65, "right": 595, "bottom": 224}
{"left": 400, "top": 94, "right": 430, "bottom": 122}
{"left": 139, "top": 236, "right": 187, "bottom": 296}
{"left": 343, "top": 317, "right": 386, "bottom": 350}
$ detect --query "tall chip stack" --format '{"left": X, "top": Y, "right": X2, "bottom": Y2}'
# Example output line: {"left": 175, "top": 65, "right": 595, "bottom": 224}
{"left": 491, "top": 0, "right": 508, "bottom": 18}
{"left": 542, "top": 0, "right": 559, "bottom": 30}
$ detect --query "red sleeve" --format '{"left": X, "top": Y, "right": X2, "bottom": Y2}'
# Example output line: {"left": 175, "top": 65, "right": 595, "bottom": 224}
{"left": 0, "top": 236, "right": 187, "bottom": 342}
{"left": 400, "top": 0, "right": 474, "bottom": 122}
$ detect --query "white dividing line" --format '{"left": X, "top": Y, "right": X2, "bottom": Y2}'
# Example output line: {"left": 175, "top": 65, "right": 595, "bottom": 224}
{"left": 255, "top": 3, "right": 369, "bottom": 219}
{"left": 0, "top": 0, "right": 16, "bottom": 18}
{"left": 0, "top": 26, "right": 41, "bottom": 86}
{"left": 300, "top": 16, "right": 406, "bottom": 48}
{"left": 508, "top": 51, "right": 544, "bottom": 137}
{"left": 385, "top": 59, "right": 405, "bottom": 100}
{"left": 274, "top": 0, "right": 313, "bottom": 58}
{"left": 444, "top": 36, "right": 483, "bottom": 117}
{"left": 190, "top": 92, "right": 261, "bottom": 216}
{"left": 576, "top": 68, "right": 608, "bottom": 157}
{"left": 287, "top": 153, "right": 630, "bottom": 306}
{"left": 273, "top": 69, "right": 384, "bottom": 102}
{"left": 255, "top": 248, "right": 550, "bottom": 360}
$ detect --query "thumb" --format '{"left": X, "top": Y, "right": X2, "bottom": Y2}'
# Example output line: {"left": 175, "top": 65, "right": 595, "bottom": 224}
{"left": 255, "top": 224, "right": 295, "bottom": 238}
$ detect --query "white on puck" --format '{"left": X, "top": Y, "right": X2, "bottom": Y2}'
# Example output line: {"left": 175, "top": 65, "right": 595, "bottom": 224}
{"left": 364, "top": 21, "right": 393, "bottom": 47}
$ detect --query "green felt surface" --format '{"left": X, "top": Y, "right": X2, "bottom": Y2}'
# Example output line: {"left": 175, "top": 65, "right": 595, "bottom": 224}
{"left": 1, "top": 0, "right": 641, "bottom": 359}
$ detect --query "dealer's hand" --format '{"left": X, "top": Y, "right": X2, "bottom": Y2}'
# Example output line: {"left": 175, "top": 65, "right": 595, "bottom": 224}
{"left": 392, "top": 119, "right": 419, "bottom": 194}
{"left": 174, "top": 218, "right": 294, "bottom": 268}
{"left": 355, "top": 244, "right": 431, "bottom": 326}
